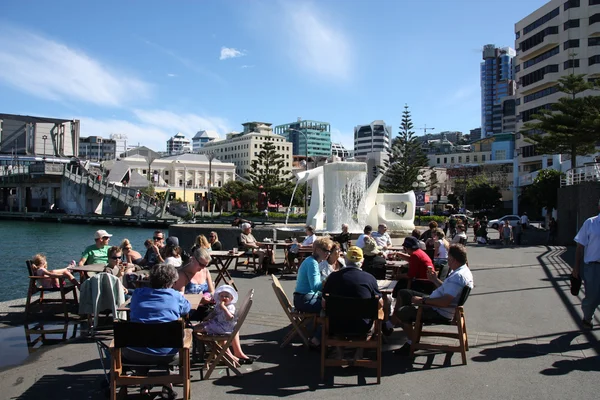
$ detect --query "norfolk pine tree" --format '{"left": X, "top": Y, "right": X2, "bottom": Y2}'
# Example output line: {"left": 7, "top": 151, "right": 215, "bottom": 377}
{"left": 246, "top": 139, "right": 290, "bottom": 202}
{"left": 382, "top": 104, "right": 430, "bottom": 193}
{"left": 522, "top": 74, "right": 600, "bottom": 169}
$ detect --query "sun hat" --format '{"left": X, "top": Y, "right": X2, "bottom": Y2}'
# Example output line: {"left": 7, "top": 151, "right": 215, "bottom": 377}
{"left": 214, "top": 285, "right": 238, "bottom": 304}
{"left": 402, "top": 236, "right": 420, "bottom": 250}
{"left": 346, "top": 246, "right": 364, "bottom": 263}
{"left": 94, "top": 229, "right": 113, "bottom": 239}
{"left": 362, "top": 236, "right": 382, "bottom": 257}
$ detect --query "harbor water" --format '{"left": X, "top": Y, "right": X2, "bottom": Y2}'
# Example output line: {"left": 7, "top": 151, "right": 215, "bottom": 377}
{"left": 0, "top": 221, "right": 162, "bottom": 302}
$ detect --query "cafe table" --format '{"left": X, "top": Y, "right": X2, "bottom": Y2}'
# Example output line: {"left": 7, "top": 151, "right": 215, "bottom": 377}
{"left": 70, "top": 263, "right": 106, "bottom": 282}
{"left": 210, "top": 250, "right": 244, "bottom": 290}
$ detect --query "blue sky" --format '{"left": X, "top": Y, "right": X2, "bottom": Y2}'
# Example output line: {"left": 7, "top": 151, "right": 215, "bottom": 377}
{"left": 0, "top": 0, "right": 549, "bottom": 151}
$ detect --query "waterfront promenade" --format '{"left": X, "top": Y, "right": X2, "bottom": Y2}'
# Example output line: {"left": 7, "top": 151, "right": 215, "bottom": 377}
{"left": 0, "top": 239, "right": 598, "bottom": 399}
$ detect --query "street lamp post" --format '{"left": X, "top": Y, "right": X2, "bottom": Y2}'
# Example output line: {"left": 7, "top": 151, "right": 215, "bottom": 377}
{"left": 207, "top": 152, "right": 216, "bottom": 215}
{"left": 42, "top": 135, "right": 48, "bottom": 161}
{"left": 412, "top": 174, "right": 427, "bottom": 220}
{"left": 289, "top": 128, "right": 308, "bottom": 213}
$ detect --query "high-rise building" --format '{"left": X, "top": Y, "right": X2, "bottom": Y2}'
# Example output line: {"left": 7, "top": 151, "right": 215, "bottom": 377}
{"left": 274, "top": 119, "right": 331, "bottom": 157}
{"left": 198, "top": 122, "right": 293, "bottom": 178}
{"left": 331, "top": 142, "right": 351, "bottom": 159}
{"left": 192, "top": 130, "right": 219, "bottom": 152}
{"left": 352, "top": 120, "right": 392, "bottom": 158}
{"left": 481, "top": 44, "right": 517, "bottom": 137}
{"left": 79, "top": 136, "right": 116, "bottom": 161}
{"left": 166, "top": 132, "right": 191, "bottom": 155}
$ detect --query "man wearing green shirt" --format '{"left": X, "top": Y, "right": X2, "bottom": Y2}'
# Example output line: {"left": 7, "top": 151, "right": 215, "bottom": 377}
{"left": 79, "top": 229, "right": 112, "bottom": 266}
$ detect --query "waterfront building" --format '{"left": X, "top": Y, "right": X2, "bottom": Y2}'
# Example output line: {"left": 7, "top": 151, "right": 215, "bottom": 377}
{"left": 198, "top": 122, "right": 293, "bottom": 178}
{"left": 274, "top": 118, "right": 332, "bottom": 157}
{"left": 192, "top": 130, "right": 219, "bottom": 152}
{"left": 417, "top": 131, "right": 464, "bottom": 145}
{"left": 514, "top": 0, "right": 600, "bottom": 211}
{"left": 79, "top": 136, "right": 116, "bottom": 161}
{"left": 166, "top": 132, "right": 192, "bottom": 155}
{"left": 0, "top": 113, "right": 80, "bottom": 158}
{"left": 481, "top": 44, "right": 517, "bottom": 137}
{"left": 352, "top": 120, "right": 392, "bottom": 158}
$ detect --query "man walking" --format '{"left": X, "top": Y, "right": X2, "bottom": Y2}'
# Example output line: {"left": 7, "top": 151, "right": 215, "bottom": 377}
{"left": 573, "top": 199, "right": 600, "bottom": 329}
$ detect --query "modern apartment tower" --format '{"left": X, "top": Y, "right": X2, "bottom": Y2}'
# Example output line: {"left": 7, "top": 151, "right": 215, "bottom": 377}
{"left": 481, "top": 44, "right": 517, "bottom": 137}
{"left": 353, "top": 120, "right": 392, "bottom": 158}
{"left": 166, "top": 132, "right": 191, "bottom": 155}
{"left": 274, "top": 119, "right": 332, "bottom": 157}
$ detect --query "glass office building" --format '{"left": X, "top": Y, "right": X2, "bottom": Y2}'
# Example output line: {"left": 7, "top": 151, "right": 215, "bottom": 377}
{"left": 274, "top": 119, "right": 332, "bottom": 157}
{"left": 481, "top": 45, "right": 516, "bottom": 137}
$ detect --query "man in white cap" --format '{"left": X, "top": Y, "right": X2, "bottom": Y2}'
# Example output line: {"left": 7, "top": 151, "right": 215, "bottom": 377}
{"left": 78, "top": 229, "right": 112, "bottom": 266}
{"left": 573, "top": 198, "right": 600, "bottom": 329}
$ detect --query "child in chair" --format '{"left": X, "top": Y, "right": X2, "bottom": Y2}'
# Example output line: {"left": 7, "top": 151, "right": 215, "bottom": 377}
{"left": 31, "top": 254, "right": 79, "bottom": 288}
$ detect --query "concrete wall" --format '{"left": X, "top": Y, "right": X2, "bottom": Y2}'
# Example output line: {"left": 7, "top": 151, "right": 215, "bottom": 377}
{"left": 557, "top": 182, "right": 600, "bottom": 245}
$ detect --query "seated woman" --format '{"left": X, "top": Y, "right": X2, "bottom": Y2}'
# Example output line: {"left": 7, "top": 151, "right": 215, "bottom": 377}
{"left": 287, "top": 225, "right": 317, "bottom": 268}
{"left": 208, "top": 231, "right": 223, "bottom": 251}
{"left": 294, "top": 236, "right": 334, "bottom": 313}
{"left": 31, "top": 254, "right": 79, "bottom": 288}
{"left": 190, "top": 234, "right": 211, "bottom": 255}
{"left": 122, "top": 263, "right": 191, "bottom": 398}
{"left": 164, "top": 245, "right": 183, "bottom": 268}
{"left": 120, "top": 239, "right": 143, "bottom": 265}
{"left": 451, "top": 224, "right": 468, "bottom": 244}
{"left": 319, "top": 241, "right": 345, "bottom": 281}
{"left": 433, "top": 229, "right": 449, "bottom": 267}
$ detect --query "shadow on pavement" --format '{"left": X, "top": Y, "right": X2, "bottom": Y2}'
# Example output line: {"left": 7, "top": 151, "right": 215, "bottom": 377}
{"left": 15, "top": 374, "right": 104, "bottom": 400}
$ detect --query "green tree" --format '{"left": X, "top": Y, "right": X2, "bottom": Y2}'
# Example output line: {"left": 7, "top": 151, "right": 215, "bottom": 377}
{"left": 522, "top": 74, "right": 600, "bottom": 169}
{"left": 466, "top": 183, "right": 502, "bottom": 210}
{"left": 524, "top": 169, "right": 564, "bottom": 212}
{"left": 246, "top": 140, "right": 290, "bottom": 201}
{"left": 382, "top": 104, "right": 430, "bottom": 192}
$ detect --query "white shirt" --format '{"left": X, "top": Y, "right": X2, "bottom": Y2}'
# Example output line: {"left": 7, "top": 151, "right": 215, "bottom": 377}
{"left": 371, "top": 232, "right": 392, "bottom": 248}
{"left": 521, "top": 215, "right": 529, "bottom": 225}
{"left": 165, "top": 256, "right": 182, "bottom": 267}
{"left": 302, "top": 234, "right": 316, "bottom": 247}
{"left": 451, "top": 231, "right": 467, "bottom": 243}
{"left": 355, "top": 234, "right": 369, "bottom": 249}
{"left": 574, "top": 214, "right": 600, "bottom": 263}
{"left": 430, "top": 264, "right": 474, "bottom": 319}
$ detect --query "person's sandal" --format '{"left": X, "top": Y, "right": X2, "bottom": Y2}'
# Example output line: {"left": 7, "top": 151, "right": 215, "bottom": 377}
{"left": 161, "top": 385, "right": 177, "bottom": 400}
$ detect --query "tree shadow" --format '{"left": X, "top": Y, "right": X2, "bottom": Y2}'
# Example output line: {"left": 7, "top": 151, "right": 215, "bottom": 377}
{"left": 14, "top": 374, "right": 105, "bottom": 400}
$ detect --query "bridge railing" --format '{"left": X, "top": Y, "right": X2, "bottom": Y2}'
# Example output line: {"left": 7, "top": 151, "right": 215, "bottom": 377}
{"left": 560, "top": 163, "right": 600, "bottom": 187}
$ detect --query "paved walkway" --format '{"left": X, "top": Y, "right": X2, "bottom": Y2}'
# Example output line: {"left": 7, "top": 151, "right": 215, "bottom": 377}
{"left": 0, "top": 239, "right": 598, "bottom": 399}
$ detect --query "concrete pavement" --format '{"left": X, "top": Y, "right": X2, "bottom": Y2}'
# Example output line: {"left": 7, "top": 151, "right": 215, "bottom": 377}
{"left": 0, "top": 238, "right": 598, "bottom": 400}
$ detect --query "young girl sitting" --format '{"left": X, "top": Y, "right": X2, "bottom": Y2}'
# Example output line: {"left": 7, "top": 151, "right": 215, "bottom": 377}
{"left": 31, "top": 254, "right": 79, "bottom": 288}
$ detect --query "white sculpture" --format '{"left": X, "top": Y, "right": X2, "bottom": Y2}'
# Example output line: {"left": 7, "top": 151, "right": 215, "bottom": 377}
{"left": 295, "top": 161, "right": 416, "bottom": 234}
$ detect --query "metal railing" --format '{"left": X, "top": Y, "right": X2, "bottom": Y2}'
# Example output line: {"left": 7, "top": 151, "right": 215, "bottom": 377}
{"left": 561, "top": 163, "right": 600, "bottom": 186}
{"left": 63, "top": 166, "right": 163, "bottom": 216}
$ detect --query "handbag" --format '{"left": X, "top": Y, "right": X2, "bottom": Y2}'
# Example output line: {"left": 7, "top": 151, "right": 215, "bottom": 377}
{"left": 570, "top": 274, "right": 582, "bottom": 296}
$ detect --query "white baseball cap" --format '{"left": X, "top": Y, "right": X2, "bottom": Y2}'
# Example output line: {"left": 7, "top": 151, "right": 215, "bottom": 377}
{"left": 94, "top": 229, "right": 113, "bottom": 239}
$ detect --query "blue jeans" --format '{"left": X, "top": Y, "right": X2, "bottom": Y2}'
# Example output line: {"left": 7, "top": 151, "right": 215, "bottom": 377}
{"left": 293, "top": 292, "right": 322, "bottom": 341}
{"left": 582, "top": 263, "right": 600, "bottom": 321}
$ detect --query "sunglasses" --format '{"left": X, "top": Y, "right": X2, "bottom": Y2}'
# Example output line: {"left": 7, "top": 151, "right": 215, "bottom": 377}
{"left": 102, "top": 236, "right": 110, "bottom": 240}
{"left": 154, "top": 237, "right": 164, "bottom": 241}
{"left": 110, "top": 256, "right": 121, "bottom": 260}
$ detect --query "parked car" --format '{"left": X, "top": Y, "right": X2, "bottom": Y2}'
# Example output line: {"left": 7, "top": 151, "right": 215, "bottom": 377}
{"left": 488, "top": 215, "right": 521, "bottom": 230}
{"left": 451, "top": 214, "right": 474, "bottom": 227}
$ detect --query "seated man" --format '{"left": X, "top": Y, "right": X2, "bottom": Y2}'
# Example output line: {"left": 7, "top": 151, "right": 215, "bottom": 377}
{"left": 79, "top": 229, "right": 112, "bottom": 266}
{"left": 239, "top": 223, "right": 274, "bottom": 267}
{"left": 333, "top": 223, "right": 351, "bottom": 252}
{"left": 287, "top": 225, "right": 317, "bottom": 268}
{"left": 322, "top": 246, "right": 382, "bottom": 337}
{"left": 391, "top": 236, "right": 433, "bottom": 294}
{"left": 138, "top": 231, "right": 166, "bottom": 269}
{"left": 389, "top": 244, "right": 474, "bottom": 355}
{"left": 361, "top": 237, "right": 387, "bottom": 279}
{"left": 355, "top": 225, "right": 373, "bottom": 249}
{"left": 371, "top": 224, "right": 392, "bottom": 251}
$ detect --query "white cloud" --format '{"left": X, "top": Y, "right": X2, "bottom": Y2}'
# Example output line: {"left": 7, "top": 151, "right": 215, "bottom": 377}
{"left": 80, "top": 110, "right": 233, "bottom": 151}
{"left": 220, "top": 47, "right": 245, "bottom": 60}
{"left": 240, "top": 65, "right": 254, "bottom": 69}
{"left": 280, "top": 2, "right": 352, "bottom": 81}
{"left": 167, "top": 73, "right": 177, "bottom": 77}
{"left": 0, "top": 27, "right": 151, "bottom": 107}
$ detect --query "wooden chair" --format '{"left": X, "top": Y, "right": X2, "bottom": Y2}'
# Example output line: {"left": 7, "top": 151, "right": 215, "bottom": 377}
{"left": 193, "top": 289, "right": 254, "bottom": 380}
{"left": 321, "top": 294, "right": 382, "bottom": 384}
{"left": 234, "top": 238, "right": 260, "bottom": 272}
{"left": 109, "top": 319, "right": 192, "bottom": 400}
{"left": 271, "top": 275, "right": 319, "bottom": 348}
{"left": 25, "top": 260, "right": 78, "bottom": 322}
{"left": 410, "top": 286, "right": 471, "bottom": 365}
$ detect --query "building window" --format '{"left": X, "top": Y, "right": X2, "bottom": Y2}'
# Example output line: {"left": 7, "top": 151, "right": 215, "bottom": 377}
{"left": 520, "top": 26, "right": 559, "bottom": 52}
{"left": 520, "top": 64, "right": 559, "bottom": 87}
{"left": 450, "top": 157, "right": 455, "bottom": 163}
{"left": 515, "top": 64, "right": 520, "bottom": 73}
{"left": 564, "top": 0, "right": 580, "bottom": 10}
{"left": 564, "top": 19, "right": 580, "bottom": 30}
{"left": 437, "top": 157, "right": 440, "bottom": 164}
{"left": 474, "top": 155, "right": 478, "bottom": 162}
{"left": 523, "top": 7, "right": 559, "bottom": 35}
{"left": 563, "top": 39, "right": 580, "bottom": 50}
{"left": 589, "top": 55, "right": 600, "bottom": 66}
{"left": 444, "top": 157, "right": 447, "bottom": 163}
{"left": 589, "top": 37, "right": 600, "bottom": 47}
{"left": 590, "top": 13, "right": 600, "bottom": 25}
{"left": 523, "top": 46, "right": 559, "bottom": 69}
{"left": 495, "top": 150, "right": 506, "bottom": 160}
{"left": 482, "top": 155, "right": 486, "bottom": 162}
{"left": 515, "top": 31, "right": 520, "bottom": 40}
{"left": 564, "top": 59, "right": 580, "bottom": 69}
{"left": 524, "top": 85, "right": 560, "bottom": 103}
{"left": 458, "top": 156, "right": 462, "bottom": 163}
{"left": 592, "top": 0, "right": 600, "bottom": 6}
{"left": 164, "top": 171, "right": 169, "bottom": 176}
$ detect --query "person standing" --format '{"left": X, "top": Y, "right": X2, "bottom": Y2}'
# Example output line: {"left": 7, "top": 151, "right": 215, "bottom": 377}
{"left": 521, "top": 212, "right": 529, "bottom": 229}
{"left": 500, "top": 220, "right": 513, "bottom": 246}
{"left": 513, "top": 222, "right": 523, "bottom": 246}
{"left": 573, "top": 199, "right": 600, "bottom": 330}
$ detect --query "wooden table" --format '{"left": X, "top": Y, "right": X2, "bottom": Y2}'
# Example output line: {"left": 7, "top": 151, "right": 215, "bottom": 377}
{"left": 71, "top": 263, "right": 106, "bottom": 282}
{"left": 184, "top": 293, "right": 204, "bottom": 310}
{"left": 210, "top": 250, "right": 244, "bottom": 290}
{"left": 385, "top": 260, "right": 407, "bottom": 279}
